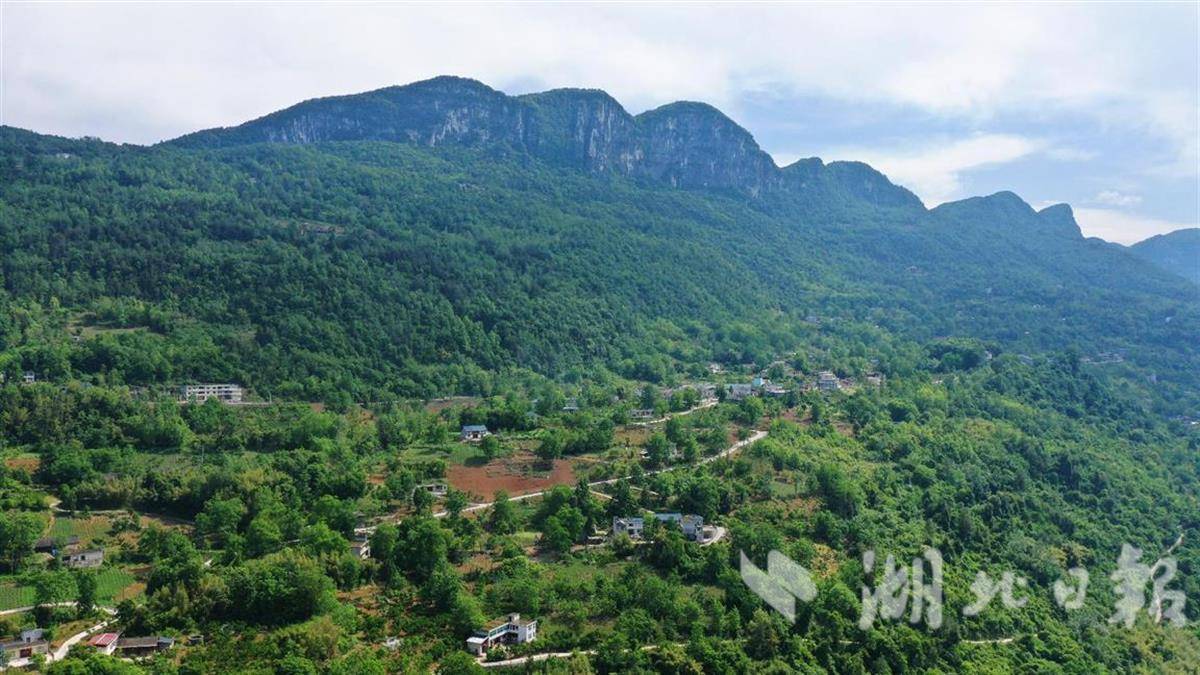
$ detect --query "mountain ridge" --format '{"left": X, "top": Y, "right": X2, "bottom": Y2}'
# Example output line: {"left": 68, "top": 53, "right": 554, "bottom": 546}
{"left": 1128, "top": 227, "right": 1200, "bottom": 284}
{"left": 167, "top": 75, "right": 927, "bottom": 208}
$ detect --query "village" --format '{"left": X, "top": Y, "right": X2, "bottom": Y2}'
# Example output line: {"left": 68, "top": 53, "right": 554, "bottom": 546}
{"left": 0, "top": 357, "right": 889, "bottom": 668}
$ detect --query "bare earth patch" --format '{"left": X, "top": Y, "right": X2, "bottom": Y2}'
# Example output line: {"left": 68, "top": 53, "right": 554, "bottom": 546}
{"left": 447, "top": 451, "right": 575, "bottom": 501}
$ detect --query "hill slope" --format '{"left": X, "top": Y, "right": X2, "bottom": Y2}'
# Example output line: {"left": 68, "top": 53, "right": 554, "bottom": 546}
{"left": 0, "top": 77, "right": 1196, "bottom": 409}
{"left": 1129, "top": 228, "right": 1200, "bottom": 284}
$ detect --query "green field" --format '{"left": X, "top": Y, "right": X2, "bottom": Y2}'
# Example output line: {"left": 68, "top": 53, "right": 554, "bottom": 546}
{"left": 0, "top": 582, "right": 36, "bottom": 611}
{"left": 0, "top": 568, "right": 137, "bottom": 611}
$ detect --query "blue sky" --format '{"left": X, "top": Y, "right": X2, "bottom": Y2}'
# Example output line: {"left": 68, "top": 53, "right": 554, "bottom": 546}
{"left": 2, "top": 2, "right": 1196, "bottom": 244}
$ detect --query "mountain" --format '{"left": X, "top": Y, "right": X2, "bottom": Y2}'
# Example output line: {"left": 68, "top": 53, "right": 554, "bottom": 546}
{"left": 171, "top": 76, "right": 921, "bottom": 205}
{"left": 1129, "top": 228, "right": 1200, "bottom": 284}
{"left": 1, "top": 77, "right": 1196, "bottom": 410}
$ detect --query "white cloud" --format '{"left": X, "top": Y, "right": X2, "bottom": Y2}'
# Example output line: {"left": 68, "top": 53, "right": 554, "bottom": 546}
{"left": 1, "top": 2, "right": 1195, "bottom": 155}
{"left": 1094, "top": 190, "right": 1143, "bottom": 208}
{"left": 1073, "top": 207, "right": 1196, "bottom": 245}
{"left": 823, "top": 134, "right": 1043, "bottom": 206}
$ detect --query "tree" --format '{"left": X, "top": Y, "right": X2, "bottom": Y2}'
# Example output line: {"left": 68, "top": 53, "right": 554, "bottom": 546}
{"left": 487, "top": 491, "right": 517, "bottom": 535}
{"left": 535, "top": 429, "right": 564, "bottom": 463}
{"left": 645, "top": 433, "right": 671, "bottom": 468}
{"left": 411, "top": 485, "right": 434, "bottom": 515}
{"left": 195, "top": 496, "right": 247, "bottom": 548}
{"left": 445, "top": 489, "right": 469, "bottom": 519}
{"left": 479, "top": 435, "right": 502, "bottom": 461}
{"left": 0, "top": 511, "right": 41, "bottom": 572}
{"left": 75, "top": 570, "right": 97, "bottom": 616}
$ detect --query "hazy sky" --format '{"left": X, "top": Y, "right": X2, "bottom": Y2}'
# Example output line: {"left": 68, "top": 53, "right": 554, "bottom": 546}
{"left": 3, "top": 2, "right": 1197, "bottom": 244}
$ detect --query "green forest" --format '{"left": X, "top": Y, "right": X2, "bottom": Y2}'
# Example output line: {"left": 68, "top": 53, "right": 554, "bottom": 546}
{"left": 0, "top": 114, "right": 1196, "bottom": 674}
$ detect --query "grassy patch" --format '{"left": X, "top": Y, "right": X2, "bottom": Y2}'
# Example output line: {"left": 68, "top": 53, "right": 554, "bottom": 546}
{"left": 0, "top": 582, "right": 36, "bottom": 610}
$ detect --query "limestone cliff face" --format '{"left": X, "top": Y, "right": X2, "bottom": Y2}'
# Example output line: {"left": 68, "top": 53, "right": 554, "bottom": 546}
{"left": 169, "top": 76, "right": 917, "bottom": 207}
{"left": 631, "top": 102, "right": 781, "bottom": 195}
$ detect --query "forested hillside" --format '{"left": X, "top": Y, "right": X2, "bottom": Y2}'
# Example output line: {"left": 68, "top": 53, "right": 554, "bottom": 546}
{"left": 0, "top": 77, "right": 1197, "bottom": 674}
{"left": 0, "top": 80, "right": 1196, "bottom": 410}
{"left": 1130, "top": 228, "right": 1200, "bottom": 285}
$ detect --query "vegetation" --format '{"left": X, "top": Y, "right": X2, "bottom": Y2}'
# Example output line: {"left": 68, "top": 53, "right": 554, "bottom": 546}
{"left": 0, "top": 88, "right": 1196, "bottom": 671}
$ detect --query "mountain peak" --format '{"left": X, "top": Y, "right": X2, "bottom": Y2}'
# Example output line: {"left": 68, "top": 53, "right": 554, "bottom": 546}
{"left": 1037, "top": 203, "right": 1083, "bottom": 239}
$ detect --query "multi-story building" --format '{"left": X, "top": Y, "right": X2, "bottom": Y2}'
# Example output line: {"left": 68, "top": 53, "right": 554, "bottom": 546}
{"left": 465, "top": 613, "right": 537, "bottom": 655}
{"left": 612, "top": 516, "right": 645, "bottom": 539}
{"left": 179, "top": 383, "right": 244, "bottom": 404}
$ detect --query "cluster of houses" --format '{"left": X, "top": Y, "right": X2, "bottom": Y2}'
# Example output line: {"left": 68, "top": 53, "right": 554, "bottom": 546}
{"left": 0, "top": 371, "right": 39, "bottom": 385}
{"left": 464, "top": 613, "right": 538, "bottom": 656}
{"left": 87, "top": 632, "right": 175, "bottom": 658}
{"left": 611, "top": 513, "right": 717, "bottom": 543}
{"left": 726, "top": 377, "right": 789, "bottom": 401}
{"left": 0, "top": 629, "right": 174, "bottom": 664}
{"left": 34, "top": 536, "right": 105, "bottom": 569}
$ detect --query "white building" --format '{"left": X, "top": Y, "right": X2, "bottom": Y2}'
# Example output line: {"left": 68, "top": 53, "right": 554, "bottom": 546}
{"left": 460, "top": 425, "right": 490, "bottom": 442}
{"left": 465, "top": 613, "right": 537, "bottom": 656}
{"left": 817, "top": 372, "right": 841, "bottom": 392}
{"left": 612, "top": 516, "right": 645, "bottom": 540}
{"left": 179, "top": 383, "right": 244, "bottom": 403}
{"left": 62, "top": 548, "right": 104, "bottom": 568}
{"left": 654, "top": 513, "right": 705, "bottom": 540}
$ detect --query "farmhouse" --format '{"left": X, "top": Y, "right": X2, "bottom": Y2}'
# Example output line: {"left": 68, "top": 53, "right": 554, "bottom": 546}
{"left": 630, "top": 408, "right": 656, "bottom": 420}
{"left": 612, "top": 516, "right": 645, "bottom": 540}
{"left": 460, "top": 424, "right": 490, "bottom": 442}
{"left": 653, "top": 513, "right": 706, "bottom": 541}
{"left": 817, "top": 371, "right": 841, "bottom": 392}
{"left": 87, "top": 632, "right": 120, "bottom": 655}
{"left": 1, "top": 629, "right": 48, "bottom": 661}
{"left": 179, "top": 383, "right": 244, "bottom": 404}
{"left": 464, "top": 613, "right": 537, "bottom": 656}
{"left": 726, "top": 383, "right": 754, "bottom": 401}
{"left": 350, "top": 535, "right": 371, "bottom": 560}
{"left": 115, "top": 636, "right": 175, "bottom": 658}
{"left": 420, "top": 482, "right": 449, "bottom": 497}
{"left": 62, "top": 548, "right": 104, "bottom": 568}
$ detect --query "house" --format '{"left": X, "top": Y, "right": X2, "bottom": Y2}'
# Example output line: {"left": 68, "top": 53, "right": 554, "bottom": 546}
{"left": 696, "top": 384, "right": 718, "bottom": 401}
{"left": 34, "top": 535, "right": 79, "bottom": 554}
{"left": 762, "top": 383, "right": 788, "bottom": 397}
{"left": 612, "top": 516, "right": 645, "bottom": 540}
{"left": 115, "top": 636, "right": 175, "bottom": 658}
{"left": 179, "top": 383, "right": 243, "bottom": 404}
{"left": 62, "top": 548, "right": 104, "bottom": 568}
{"left": 630, "top": 408, "right": 656, "bottom": 420}
{"left": 465, "top": 613, "right": 537, "bottom": 656}
{"left": 752, "top": 376, "right": 765, "bottom": 388}
{"left": 21, "top": 372, "right": 36, "bottom": 384}
{"left": 87, "top": 632, "right": 120, "bottom": 656}
{"left": 460, "top": 424, "right": 490, "bottom": 442}
{"left": 707, "top": 363, "right": 725, "bottom": 374}
{"left": 350, "top": 536, "right": 371, "bottom": 560}
{"left": 654, "top": 513, "right": 705, "bottom": 540}
{"left": 726, "top": 383, "right": 754, "bottom": 401}
{"left": 817, "top": 371, "right": 841, "bottom": 392}
{"left": 562, "top": 398, "right": 580, "bottom": 412}
{"left": 2, "top": 629, "right": 49, "bottom": 661}
{"left": 420, "top": 482, "right": 448, "bottom": 497}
